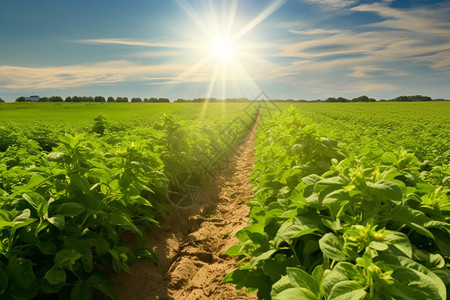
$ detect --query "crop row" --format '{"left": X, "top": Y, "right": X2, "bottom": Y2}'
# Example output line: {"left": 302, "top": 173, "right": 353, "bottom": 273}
{"left": 0, "top": 108, "right": 258, "bottom": 299}
{"left": 288, "top": 102, "right": 450, "bottom": 167}
{"left": 224, "top": 107, "right": 449, "bottom": 299}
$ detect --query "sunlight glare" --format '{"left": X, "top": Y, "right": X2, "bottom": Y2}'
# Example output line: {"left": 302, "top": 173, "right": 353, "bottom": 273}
{"left": 210, "top": 36, "right": 235, "bottom": 61}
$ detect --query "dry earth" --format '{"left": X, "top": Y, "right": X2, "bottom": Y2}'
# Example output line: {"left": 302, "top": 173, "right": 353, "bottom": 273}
{"left": 113, "top": 116, "right": 259, "bottom": 299}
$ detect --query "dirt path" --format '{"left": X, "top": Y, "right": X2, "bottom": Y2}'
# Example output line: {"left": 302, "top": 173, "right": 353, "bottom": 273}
{"left": 114, "top": 116, "right": 259, "bottom": 299}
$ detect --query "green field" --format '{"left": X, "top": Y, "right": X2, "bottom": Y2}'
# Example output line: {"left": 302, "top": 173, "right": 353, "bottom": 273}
{"left": 0, "top": 102, "right": 449, "bottom": 299}
{"left": 225, "top": 102, "right": 450, "bottom": 299}
{"left": 0, "top": 102, "right": 250, "bottom": 125}
{"left": 0, "top": 102, "right": 258, "bottom": 299}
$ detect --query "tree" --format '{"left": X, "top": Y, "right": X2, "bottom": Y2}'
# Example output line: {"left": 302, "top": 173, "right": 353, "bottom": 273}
{"left": 94, "top": 96, "right": 106, "bottom": 103}
{"left": 158, "top": 98, "right": 170, "bottom": 103}
{"left": 393, "top": 95, "right": 410, "bottom": 102}
{"left": 0, "top": 98, "right": 4, "bottom": 103}
{"left": 131, "top": 97, "right": 142, "bottom": 103}
{"left": 351, "top": 95, "right": 374, "bottom": 102}
{"left": 49, "top": 96, "right": 63, "bottom": 102}
{"left": 39, "top": 97, "right": 49, "bottom": 102}
{"left": 107, "top": 96, "right": 115, "bottom": 102}
{"left": 64, "top": 96, "right": 72, "bottom": 102}
{"left": 116, "top": 97, "right": 128, "bottom": 103}
{"left": 15, "top": 96, "right": 26, "bottom": 102}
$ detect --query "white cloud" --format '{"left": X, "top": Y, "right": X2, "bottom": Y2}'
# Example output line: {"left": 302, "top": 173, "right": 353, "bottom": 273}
{"left": 0, "top": 60, "right": 185, "bottom": 90}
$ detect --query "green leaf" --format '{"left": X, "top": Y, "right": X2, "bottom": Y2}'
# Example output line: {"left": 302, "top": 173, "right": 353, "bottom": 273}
{"left": 322, "top": 189, "right": 349, "bottom": 206}
{"left": 47, "top": 215, "right": 65, "bottom": 230}
{"left": 70, "top": 174, "right": 91, "bottom": 194}
{"left": 391, "top": 206, "right": 434, "bottom": 239}
{"left": 88, "top": 168, "right": 111, "bottom": 181}
{"left": 366, "top": 180, "right": 402, "bottom": 202}
{"left": 0, "top": 267, "right": 8, "bottom": 294}
{"left": 377, "top": 254, "right": 446, "bottom": 300}
{"left": 312, "top": 265, "right": 324, "bottom": 287}
{"left": 250, "top": 249, "right": 276, "bottom": 267}
{"left": 87, "top": 274, "right": 118, "bottom": 300}
{"left": 327, "top": 280, "right": 367, "bottom": 300}
{"left": 57, "top": 202, "right": 85, "bottom": 217}
{"left": 38, "top": 241, "right": 58, "bottom": 255}
{"left": 274, "top": 223, "right": 319, "bottom": 247}
{"left": 432, "top": 229, "right": 450, "bottom": 257}
{"left": 273, "top": 287, "right": 319, "bottom": 300}
{"left": 316, "top": 175, "right": 349, "bottom": 190}
{"left": 6, "top": 257, "right": 35, "bottom": 289}
{"left": 133, "top": 248, "right": 160, "bottom": 267}
{"left": 71, "top": 282, "right": 92, "bottom": 300}
{"left": 333, "top": 262, "right": 362, "bottom": 280}
{"left": 319, "top": 233, "right": 346, "bottom": 261}
{"left": 9, "top": 280, "right": 40, "bottom": 300}
{"left": 302, "top": 174, "right": 322, "bottom": 185}
{"left": 286, "top": 267, "right": 320, "bottom": 295}
{"left": 44, "top": 266, "right": 66, "bottom": 285}
{"left": 54, "top": 249, "right": 81, "bottom": 268}
{"left": 92, "top": 234, "right": 110, "bottom": 256}
{"left": 368, "top": 241, "right": 388, "bottom": 251}
{"left": 47, "top": 152, "right": 65, "bottom": 161}
{"left": 383, "top": 230, "right": 412, "bottom": 258}
{"left": 323, "top": 267, "right": 349, "bottom": 296}
{"left": 225, "top": 245, "right": 242, "bottom": 256}
{"left": 271, "top": 275, "right": 294, "bottom": 297}
{"left": 26, "top": 174, "right": 47, "bottom": 188}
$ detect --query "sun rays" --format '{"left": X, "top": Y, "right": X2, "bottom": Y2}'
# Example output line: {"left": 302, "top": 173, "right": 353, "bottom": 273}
{"left": 165, "top": 0, "right": 287, "bottom": 110}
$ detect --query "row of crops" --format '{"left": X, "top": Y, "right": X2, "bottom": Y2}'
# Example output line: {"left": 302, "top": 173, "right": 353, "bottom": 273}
{"left": 0, "top": 104, "right": 258, "bottom": 299}
{"left": 224, "top": 103, "right": 449, "bottom": 299}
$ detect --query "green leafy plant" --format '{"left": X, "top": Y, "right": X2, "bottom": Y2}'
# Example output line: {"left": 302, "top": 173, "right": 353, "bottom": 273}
{"left": 224, "top": 108, "right": 449, "bottom": 299}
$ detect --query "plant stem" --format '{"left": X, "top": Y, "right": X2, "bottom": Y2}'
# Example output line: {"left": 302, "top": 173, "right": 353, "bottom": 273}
{"left": 290, "top": 242, "right": 301, "bottom": 266}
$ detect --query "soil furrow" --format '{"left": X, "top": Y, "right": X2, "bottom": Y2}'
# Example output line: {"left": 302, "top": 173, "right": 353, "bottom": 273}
{"left": 114, "top": 115, "right": 259, "bottom": 299}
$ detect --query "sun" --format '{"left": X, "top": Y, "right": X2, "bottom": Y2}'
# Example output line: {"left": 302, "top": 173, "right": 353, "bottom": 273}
{"left": 210, "top": 36, "right": 235, "bottom": 61}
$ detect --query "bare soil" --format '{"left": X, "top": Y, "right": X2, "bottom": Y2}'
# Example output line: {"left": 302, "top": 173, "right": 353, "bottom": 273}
{"left": 113, "top": 116, "right": 259, "bottom": 299}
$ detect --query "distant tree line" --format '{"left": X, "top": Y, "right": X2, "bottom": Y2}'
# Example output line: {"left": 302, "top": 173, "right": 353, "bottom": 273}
{"left": 5, "top": 94, "right": 448, "bottom": 103}
{"left": 174, "top": 95, "right": 446, "bottom": 103}
{"left": 13, "top": 96, "right": 170, "bottom": 103}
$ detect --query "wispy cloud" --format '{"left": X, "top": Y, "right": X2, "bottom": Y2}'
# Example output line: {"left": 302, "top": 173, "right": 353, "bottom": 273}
{"left": 348, "top": 65, "right": 408, "bottom": 78}
{"left": 352, "top": 3, "right": 450, "bottom": 37}
{"left": 0, "top": 60, "right": 185, "bottom": 90}
{"left": 127, "top": 51, "right": 186, "bottom": 58}
{"left": 78, "top": 38, "right": 196, "bottom": 49}
{"left": 300, "top": 0, "right": 357, "bottom": 10}
{"left": 274, "top": 1, "right": 450, "bottom": 80}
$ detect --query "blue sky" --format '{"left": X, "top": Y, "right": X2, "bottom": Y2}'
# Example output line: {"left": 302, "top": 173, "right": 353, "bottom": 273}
{"left": 0, "top": 0, "right": 449, "bottom": 101}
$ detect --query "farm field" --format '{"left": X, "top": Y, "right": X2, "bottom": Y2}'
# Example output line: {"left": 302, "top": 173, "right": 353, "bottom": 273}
{"left": 0, "top": 102, "right": 258, "bottom": 299}
{"left": 290, "top": 102, "right": 450, "bottom": 166}
{"left": 224, "top": 102, "right": 450, "bottom": 299}
{"left": 0, "top": 101, "right": 449, "bottom": 299}
{"left": 0, "top": 102, "right": 251, "bottom": 126}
